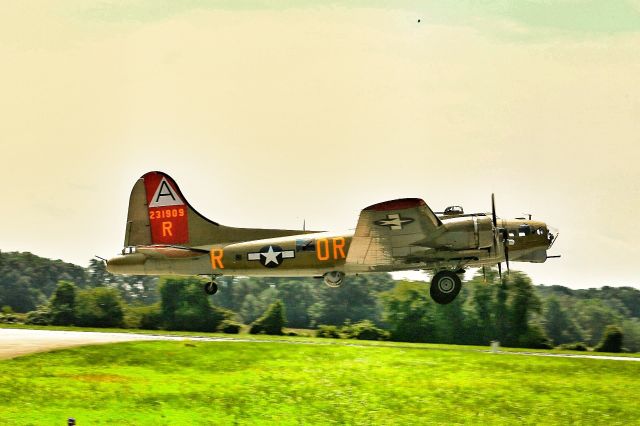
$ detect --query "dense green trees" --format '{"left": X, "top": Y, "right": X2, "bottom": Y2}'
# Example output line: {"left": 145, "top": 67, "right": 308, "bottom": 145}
{"left": 0, "top": 251, "right": 87, "bottom": 312}
{"left": 250, "top": 300, "right": 286, "bottom": 335}
{"left": 159, "top": 277, "right": 231, "bottom": 332}
{"left": 2, "top": 250, "right": 640, "bottom": 351}
{"left": 27, "top": 281, "right": 125, "bottom": 328}
{"left": 380, "top": 272, "right": 550, "bottom": 348}
{"left": 49, "top": 281, "right": 76, "bottom": 326}
{"left": 381, "top": 281, "right": 434, "bottom": 343}
{"left": 544, "top": 297, "right": 582, "bottom": 345}
{"left": 211, "top": 274, "right": 392, "bottom": 328}
{"left": 75, "top": 287, "right": 124, "bottom": 328}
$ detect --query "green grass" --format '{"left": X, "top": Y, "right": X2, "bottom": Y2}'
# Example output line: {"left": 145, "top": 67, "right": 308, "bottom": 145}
{"left": 3, "top": 323, "right": 640, "bottom": 358}
{"left": 0, "top": 340, "right": 639, "bottom": 425}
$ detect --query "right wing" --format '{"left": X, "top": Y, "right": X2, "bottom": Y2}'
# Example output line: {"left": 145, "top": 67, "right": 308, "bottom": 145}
{"left": 346, "top": 198, "right": 443, "bottom": 269}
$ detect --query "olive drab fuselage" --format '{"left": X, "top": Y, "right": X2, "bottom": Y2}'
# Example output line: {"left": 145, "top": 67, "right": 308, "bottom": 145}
{"left": 106, "top": 172, "right": 558, "bottom": 303}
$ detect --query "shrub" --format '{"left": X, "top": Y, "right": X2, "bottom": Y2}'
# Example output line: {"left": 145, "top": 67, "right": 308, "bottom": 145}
{"left": 518, "top": 324, "right": 553, "bottom": 349}
{"left": 138, "top": 304, "right": 163, "bottom": 330}
{"left": 316, "top": 325, "right": 341, "bottom": 339}
{"left": 249, "top": 323, "right": 263, "bottom": 334}
{"left": 122, "top": 304, "right": 157, "bottom": 329}
{"left": 218, "top": 320, "right": 242, "bottom": 334}
{"left": 0, "top": 313, "right": 20, "bottom": 324}
{"left": 160, "top": 277, "right": 232, "bottom": 332}
{"left": 25, "top": 306, "right": 51, "bottom": 325}
{"left": 344, "top": 320, "right": 390, "bottom": 341}
{"left": 250, "top": 300, "right": 286, "bottom": 335}
{"left": 557, "top": 342, "right": 588, "bottom": 351}
{"left": 75, "top": 287, "right": 124, "bottom": 328}
{"left": 595, "top": 325, "right": 624, "bottom": 353}
{"left": 49, "top": 281, "right": 76, "bottom": 326}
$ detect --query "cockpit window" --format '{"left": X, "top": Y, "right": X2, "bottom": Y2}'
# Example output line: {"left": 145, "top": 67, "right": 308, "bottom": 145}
{"left": 121, "top": 246, "right": 137, "bottom": 255}
{"left": 518, "top": 225, "right": 531, "bottom": 237}
{"left": 536, "top": 228, "right": 545, "bottom": 236}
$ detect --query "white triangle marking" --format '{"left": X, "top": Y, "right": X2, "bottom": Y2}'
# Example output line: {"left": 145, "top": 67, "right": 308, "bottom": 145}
{"left": 149, "top": 178, "right": 184, "bottom": 207}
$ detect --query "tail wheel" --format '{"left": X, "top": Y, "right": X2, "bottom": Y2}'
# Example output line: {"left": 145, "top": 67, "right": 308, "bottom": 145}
{"left": 430, "top": 271, "right": 461, "bottom": 304}
{"left": 204, "top": 281, "right": 218, "bottom": 295}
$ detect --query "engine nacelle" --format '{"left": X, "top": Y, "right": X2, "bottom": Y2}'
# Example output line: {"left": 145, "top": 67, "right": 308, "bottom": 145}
{"left": 432, "top": 216, "right": 494, "bottom": 250}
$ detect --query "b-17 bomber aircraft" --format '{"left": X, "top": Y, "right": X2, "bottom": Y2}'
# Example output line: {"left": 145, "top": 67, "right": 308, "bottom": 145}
{"left": 106, "top": 171, "right": 559, "bottom": 304}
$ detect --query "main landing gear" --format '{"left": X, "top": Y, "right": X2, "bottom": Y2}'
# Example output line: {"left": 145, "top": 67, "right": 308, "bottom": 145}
{"left": 430, "top": 271, "right": 462, "bottom": 305}
{"left": 204, "top": 280, "right": 218, "bottom": 295}
{"left": 323, "top": 271, "right": 345, "bottom": 288}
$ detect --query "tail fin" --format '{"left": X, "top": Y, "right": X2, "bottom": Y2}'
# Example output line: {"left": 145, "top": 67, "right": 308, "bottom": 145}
{"left": 124, "top": 171, "right": 214, "bottom": 247}
{"left": 123, "top": 171, "right": 312, "bottom": 248}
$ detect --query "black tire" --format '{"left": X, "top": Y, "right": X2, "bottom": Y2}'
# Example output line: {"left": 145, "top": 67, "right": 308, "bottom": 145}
{"left": 204, "top": 281, "right": 218, "bottom": 295}
{"left": 323, "top": 271, "right": 345, "bottom": 288}
{"left": 430, "top": 271, "right": 461, "bottom": 304}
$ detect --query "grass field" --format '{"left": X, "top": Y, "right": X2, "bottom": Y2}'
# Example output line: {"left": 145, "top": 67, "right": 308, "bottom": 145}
{"left": 0, "top": 339, "right": 639, "bottom": 425}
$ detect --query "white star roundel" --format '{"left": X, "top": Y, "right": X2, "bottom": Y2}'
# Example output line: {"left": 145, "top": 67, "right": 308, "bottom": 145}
{"left": 247, "top": 245, "right": 295, "bottom": 268}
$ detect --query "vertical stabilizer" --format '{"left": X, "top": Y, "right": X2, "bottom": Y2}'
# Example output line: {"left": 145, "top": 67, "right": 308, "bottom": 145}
{"left": 122, "top": 171, "right": 314, "bottom": 248}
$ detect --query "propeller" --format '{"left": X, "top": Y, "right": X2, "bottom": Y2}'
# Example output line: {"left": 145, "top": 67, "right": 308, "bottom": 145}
{"left": 503, "top": 228, "right": 510, "bottom": 275}
{"left": 491, "top": 194, "right": 510, "bottom": 282}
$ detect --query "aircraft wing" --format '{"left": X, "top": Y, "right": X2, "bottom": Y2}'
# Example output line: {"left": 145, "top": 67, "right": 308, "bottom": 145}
{"left": 346, "top": 198, "right": 443, "bottom": 269}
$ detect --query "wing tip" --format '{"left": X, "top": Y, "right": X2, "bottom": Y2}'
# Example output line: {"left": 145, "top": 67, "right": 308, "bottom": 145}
{"left": 364, "top": 198, "right": 426, "bottom": 211}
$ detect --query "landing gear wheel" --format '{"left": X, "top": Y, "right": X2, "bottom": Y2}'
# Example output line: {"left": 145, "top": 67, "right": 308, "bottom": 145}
{"left": 430, "top": 271, "right": 461, "bottom": 305}
{"left": 204, "top": 281, "right": 218, "bottom": 295}
{"left": 323, "top": 271, "right": 345, "bottom": 288}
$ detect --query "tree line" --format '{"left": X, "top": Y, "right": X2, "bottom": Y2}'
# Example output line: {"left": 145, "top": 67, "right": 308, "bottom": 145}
{"left": 0, "top": 250, "right": 638, "bottom": 351}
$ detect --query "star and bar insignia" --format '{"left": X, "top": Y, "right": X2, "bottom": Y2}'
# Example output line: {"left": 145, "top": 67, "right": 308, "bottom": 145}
{"left": 374, "top": 213, "right": 414, "bottom": 230}
{"left": 247, "top": 245, "right": 295, "bottom": 268}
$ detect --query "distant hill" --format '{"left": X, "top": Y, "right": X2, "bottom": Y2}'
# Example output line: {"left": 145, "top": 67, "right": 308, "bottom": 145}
{"left": 0, "top": 251, "right": 87, "bottom": 312}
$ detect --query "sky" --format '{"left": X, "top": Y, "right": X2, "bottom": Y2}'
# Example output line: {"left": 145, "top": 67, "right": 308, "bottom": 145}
{"left": 1, "top": 1, "right": 639, "bottom": 288}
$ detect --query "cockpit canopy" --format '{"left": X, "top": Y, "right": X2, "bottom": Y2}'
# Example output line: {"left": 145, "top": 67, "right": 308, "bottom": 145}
{"left": 443, "top": 206, "right": 464, "bottom": 216}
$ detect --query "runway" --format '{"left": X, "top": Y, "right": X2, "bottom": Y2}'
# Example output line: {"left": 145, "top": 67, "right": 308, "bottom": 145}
{"left": 0, "top": 328, "right": 240, "bottom": 359}
{"left": 1, "top": 328, "right": 639, "bottom": 362}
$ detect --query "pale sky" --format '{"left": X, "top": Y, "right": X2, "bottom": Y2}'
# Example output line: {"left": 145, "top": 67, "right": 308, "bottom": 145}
{"left": 1, "top": 1, "right": 639, "bottom": 288}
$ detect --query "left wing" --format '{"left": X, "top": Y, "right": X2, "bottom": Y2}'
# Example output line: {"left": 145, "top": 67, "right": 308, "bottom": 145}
{"left": 346, "top": 198, "right": 443, "bottom": 269}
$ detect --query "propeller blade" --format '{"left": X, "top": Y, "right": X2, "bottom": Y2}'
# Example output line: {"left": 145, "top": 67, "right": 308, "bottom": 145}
{"left": 482, "top": 266, "right": 487, "bottom": 283}
{"left": 491, "top": 193, "right": 497, "bottom": 227}
{"left": 492, "top": 193, "right": 505, "bottom": 281}
{"left": 505, "top": 245, "right": 510, "bottom": 275}
{"left": 500, "top": 228, "right": 510, "bottom": 276}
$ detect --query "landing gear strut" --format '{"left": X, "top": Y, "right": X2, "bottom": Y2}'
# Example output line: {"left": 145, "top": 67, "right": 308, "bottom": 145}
{"left": 430, "top": 271, "right": 462, "bottom": 305}
{"left": 204, "top": 280, "right": 218, "bottom": 295}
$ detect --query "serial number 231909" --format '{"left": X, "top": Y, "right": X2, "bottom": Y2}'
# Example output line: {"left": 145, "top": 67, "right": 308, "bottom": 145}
{"left": 149, "top": 208, "right": 185, "bottom": 220}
